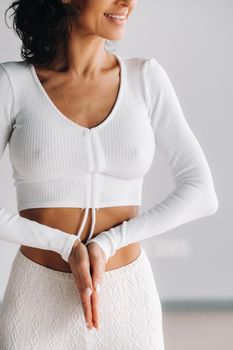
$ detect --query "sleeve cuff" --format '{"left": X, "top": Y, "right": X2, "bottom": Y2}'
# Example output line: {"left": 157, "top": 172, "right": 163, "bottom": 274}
{"left": 85, "top": 236, "right": 111, "bottom": 263}
{"left": 61, "top": 235, "right": 81, "bottom": 262}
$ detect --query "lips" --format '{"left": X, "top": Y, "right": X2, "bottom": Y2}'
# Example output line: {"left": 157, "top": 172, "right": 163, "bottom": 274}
{"left": 104, "top": 11, "right": 128, "bottom": 16}
{"left": 104, "top": 13, "right": 126, "bottom": 20}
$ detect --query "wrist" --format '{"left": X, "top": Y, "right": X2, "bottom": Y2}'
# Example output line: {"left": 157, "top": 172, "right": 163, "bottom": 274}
{"left": 67, "top": 236, "right": 81, "bottom": 263}
{"left": 86, "top": 241, "right": 108, "bottom": 263}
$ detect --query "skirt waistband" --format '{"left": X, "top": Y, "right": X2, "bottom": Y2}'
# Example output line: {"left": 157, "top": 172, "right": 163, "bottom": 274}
{"left": 14, "top": 246, "right": 146, "bottom": 282}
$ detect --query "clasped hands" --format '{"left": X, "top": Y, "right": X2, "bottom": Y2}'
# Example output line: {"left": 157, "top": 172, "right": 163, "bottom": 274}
{"left": 68, "top": 240, "right": 107, "bottom": 331}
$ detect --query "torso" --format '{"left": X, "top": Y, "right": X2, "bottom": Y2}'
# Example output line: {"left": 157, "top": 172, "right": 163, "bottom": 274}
{"left": 20, "top": 53, "right": 142, "bottom": 272}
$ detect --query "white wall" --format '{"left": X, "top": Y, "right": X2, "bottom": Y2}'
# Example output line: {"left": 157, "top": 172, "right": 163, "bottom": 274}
{"left": 0, "top": 0, "right": 232, "bottom": 302}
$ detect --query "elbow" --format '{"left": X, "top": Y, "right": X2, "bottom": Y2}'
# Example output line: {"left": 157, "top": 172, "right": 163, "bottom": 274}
{"left": 199, "top": 188, "right": 219, "bottom": 217}
{"left": 190, "top": 168, "right": 219, "bottom": 217}
{"left": 206, "top": 195, "right": 219, "bottom": 216}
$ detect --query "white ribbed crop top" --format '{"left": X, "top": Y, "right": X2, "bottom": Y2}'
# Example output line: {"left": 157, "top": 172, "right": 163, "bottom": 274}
{"left": 0, "top": 54, "right": 219, "bottom": 263}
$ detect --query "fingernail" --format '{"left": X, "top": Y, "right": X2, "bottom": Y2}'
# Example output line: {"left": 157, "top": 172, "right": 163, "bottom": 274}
{"left": 86, "top": 321, "right": 92, "bottom": 330}
{"left": 85, "top": 287, "right": 93, "bottom": 297}
{"left": 95, "top": 283, "right": 100, "bottom": 294}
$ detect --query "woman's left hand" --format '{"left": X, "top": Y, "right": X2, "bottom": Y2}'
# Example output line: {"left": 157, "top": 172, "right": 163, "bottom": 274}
{"left": 86, "top": 242, "right": 107, "bottom": 330}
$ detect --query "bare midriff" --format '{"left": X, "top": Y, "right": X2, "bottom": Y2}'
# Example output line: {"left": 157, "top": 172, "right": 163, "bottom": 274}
{"left": 19, "top": 206, "right": 142, "bottom": 272}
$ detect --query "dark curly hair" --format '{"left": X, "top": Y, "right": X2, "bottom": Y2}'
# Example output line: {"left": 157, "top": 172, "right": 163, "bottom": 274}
{"left": 4, "top": 0, "right": 114, "bottom": 68}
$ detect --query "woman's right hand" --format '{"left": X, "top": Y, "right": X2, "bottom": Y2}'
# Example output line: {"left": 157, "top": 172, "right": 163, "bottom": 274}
{"left": 68, "top": 239, "right": 95, "bottom": 330}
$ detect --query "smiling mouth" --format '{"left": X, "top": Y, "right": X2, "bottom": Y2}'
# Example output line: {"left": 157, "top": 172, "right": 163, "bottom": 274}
{"left": 104, "top": 12, "right": 126, "bottom": 18}
{"left": 104, "top": 13, "right": 127, "bottom": 25}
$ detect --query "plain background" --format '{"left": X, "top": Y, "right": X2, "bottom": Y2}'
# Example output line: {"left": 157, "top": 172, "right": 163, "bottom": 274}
{"left": 0, "top": 0, "right": 232, "bottom": 303}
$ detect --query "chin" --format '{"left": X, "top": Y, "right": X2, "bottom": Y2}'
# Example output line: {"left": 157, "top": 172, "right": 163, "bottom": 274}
{"left": 105, "top": 32, "right": 125, "bottom": 41}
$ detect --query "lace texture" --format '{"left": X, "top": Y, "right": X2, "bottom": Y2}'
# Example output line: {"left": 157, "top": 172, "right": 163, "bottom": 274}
{"left": 0, "top": 247, "right": 164, "bottom": 350}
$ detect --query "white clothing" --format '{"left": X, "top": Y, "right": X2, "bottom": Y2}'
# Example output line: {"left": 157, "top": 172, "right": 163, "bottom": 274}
{"left": 0, "top": 54, "right": 218, "bottom": 262}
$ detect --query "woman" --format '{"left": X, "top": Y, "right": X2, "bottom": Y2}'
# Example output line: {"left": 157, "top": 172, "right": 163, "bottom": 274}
{"left": 0, "top": 0, "right": 219, "bottom": 349}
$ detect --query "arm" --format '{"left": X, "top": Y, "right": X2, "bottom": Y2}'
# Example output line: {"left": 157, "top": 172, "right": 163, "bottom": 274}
{"left": 85, "top": 57, "right": 219, "bottom": 262}
{"left": 0, "top": 63, "right": 80, "bottom": 262}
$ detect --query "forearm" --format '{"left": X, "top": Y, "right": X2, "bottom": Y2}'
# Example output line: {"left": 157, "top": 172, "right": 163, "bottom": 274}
{"left": 0, "top": 207, "right": 80, "bottom": 262}
{"left": 85, "top": 181, "right": 218, "bottom": 261}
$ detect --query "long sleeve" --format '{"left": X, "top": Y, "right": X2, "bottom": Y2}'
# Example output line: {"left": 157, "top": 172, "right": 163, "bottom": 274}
{"left": 85, "top": 57, "right": 219, "bottom": 262}
{"left": 0, "top": 64, "right": 80, "bottom": 262}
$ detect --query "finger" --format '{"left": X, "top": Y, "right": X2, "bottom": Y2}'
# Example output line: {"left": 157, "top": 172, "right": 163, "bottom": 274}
{"left": 91, "top": 258, "right": 105, "bottom": 329}
{"left": 77, "top": 262, "right": 94, "bottom": 329}
{"left": 91, "top": 284, "right": 101, "bottom": 329}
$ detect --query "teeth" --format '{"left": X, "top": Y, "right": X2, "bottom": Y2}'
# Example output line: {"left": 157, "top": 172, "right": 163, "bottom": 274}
{"left": 104, "top": 13, "right": 126, "bottom": 20}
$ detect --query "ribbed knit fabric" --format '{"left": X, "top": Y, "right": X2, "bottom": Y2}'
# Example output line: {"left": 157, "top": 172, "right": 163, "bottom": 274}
{"left": 0, "top": 246, "right": 165, "bottom": 350}
{"left": 85, "top": 57, "right": 219, "bottom": 260}
{"left": 0, "top": 53, "right": 218, "bottom": 263}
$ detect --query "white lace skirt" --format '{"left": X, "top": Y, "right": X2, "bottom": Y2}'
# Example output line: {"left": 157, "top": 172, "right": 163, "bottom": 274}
{"left": 0, "top": 246, "right": 165, "bottom": 350}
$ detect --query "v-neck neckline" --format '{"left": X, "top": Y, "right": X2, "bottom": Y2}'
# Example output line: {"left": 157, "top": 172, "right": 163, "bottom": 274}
{"left": 29, "top": 53, "right": 124, "bottom": 132}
